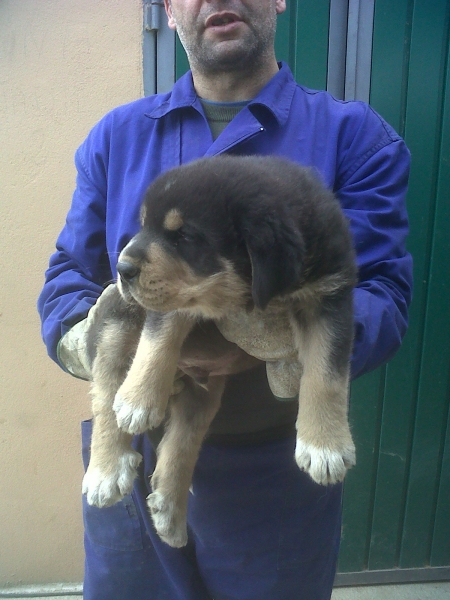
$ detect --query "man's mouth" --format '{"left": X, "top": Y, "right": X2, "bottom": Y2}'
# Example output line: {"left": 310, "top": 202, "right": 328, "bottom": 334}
{"left": 206, "top": 13, "right": 241, "bottom": 28}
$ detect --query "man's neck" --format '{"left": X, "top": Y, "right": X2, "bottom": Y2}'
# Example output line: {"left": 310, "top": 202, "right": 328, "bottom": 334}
{"left": 191, "top": 58, "right": 280, "bottom": 103}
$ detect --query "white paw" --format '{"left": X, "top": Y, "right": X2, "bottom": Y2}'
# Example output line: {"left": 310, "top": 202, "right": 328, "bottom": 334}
{"left": 113, "top": 393, "right": 165, "bottom": 434}
{"left": 147, "top": 491, "right": 188, "bottom": 548}
{"left": 82, "top": 450, "right": 142, "bottom": 507}
{"left": 295, "top": 438, "right": 356, "bottom": 486}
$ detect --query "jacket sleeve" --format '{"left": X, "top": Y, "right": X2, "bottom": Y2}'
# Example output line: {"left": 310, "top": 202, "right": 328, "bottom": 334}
{"left": 37, "top": 121, "right": 113, "bottom": 365}
{"left": 336, "top": 112, "right": 413, "bottom": 379}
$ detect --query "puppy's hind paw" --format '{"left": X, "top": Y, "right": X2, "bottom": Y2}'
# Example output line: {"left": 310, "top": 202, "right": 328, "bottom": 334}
{"left": 147, "top": 491, "right": 188, "bottom": 548}
{"left": 113, "top": 393, "right": 165, "bottom": 434}
{"left": 295, "top": 438, "right": 355, "bottom": 486}
{"left": 82, "top": 450, "right": 142, "bottom": 507}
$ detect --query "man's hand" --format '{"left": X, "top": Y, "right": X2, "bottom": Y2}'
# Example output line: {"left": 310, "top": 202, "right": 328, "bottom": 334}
{"left": 57, "top": 284, "right": 119, "bottom": 380}
{"left": 59, "top": 289, "right": 261, "bottom": 384}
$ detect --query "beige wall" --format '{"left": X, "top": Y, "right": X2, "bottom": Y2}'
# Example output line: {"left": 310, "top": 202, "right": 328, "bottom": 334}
{"left": 0, "top": 0, "right": 143, "bottom": 586}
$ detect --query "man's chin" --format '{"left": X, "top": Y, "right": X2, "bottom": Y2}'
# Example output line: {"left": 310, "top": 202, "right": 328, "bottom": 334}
{"left": 194, "top": 41, "right": 261, "bottom": 73}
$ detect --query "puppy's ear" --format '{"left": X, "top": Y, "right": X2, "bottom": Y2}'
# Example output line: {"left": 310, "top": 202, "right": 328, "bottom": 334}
{"left": 242, "top": 212, "right": 305, "bottom": 309}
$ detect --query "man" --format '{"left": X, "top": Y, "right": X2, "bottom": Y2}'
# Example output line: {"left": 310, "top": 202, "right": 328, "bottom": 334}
{"left": 38, "top": 1, "right": 413, "bottom": 599}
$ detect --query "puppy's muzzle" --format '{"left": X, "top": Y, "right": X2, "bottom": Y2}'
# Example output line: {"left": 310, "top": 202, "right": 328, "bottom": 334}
{"left": 117, "top": 261, "right": 140, "bottom": 283}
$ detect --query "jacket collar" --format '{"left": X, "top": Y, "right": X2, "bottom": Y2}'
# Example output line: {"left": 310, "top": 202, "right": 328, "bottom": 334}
{"left": 146, "top": 62, "right": 296, "bottom": 127}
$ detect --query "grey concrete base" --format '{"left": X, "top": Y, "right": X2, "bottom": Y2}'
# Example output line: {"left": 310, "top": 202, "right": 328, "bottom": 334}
{"left": 332, "top": 581, "right": 450, "bottom": 600}
{"left": 0, "top": 584, "right": 82, "bottom": 598}
{"left": 2, "top": 581, "right": 450, "bottom": 599}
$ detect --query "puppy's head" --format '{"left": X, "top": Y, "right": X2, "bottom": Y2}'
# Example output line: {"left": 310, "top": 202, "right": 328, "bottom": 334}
{"left": 117, "top": 156, "right": 306, "bottom": 316}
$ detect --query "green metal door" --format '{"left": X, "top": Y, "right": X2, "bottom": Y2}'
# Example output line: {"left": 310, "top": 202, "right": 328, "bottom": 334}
{"left": 340, "top": 0, "right": 450, "bottom": 584}
{"left": 173, "top": 0, "right": 450, "bottom": 584}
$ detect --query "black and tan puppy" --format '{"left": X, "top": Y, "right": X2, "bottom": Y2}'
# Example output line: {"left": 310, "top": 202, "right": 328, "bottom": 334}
{"left": 82, "top": 155, "right": 357, "bottom": 548}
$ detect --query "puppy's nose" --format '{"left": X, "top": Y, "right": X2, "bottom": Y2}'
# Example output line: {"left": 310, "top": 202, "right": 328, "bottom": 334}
{"left": 117, "top": 261, "right": 140, "bottom": 282}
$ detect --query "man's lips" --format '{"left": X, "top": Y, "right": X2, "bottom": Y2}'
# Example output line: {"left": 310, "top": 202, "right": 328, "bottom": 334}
{"left": 205, "top": 12, "right": 243, "bottom": 29}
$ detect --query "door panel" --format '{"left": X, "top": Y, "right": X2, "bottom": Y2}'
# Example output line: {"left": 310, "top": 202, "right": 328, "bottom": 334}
{"left": 162, "top": 0, "right": 450, "bottom": 580}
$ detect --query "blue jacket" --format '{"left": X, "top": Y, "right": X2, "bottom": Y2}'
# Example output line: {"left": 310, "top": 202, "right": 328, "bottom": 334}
{"left": 38, "top": 62, "right": 413, "bottom": 380}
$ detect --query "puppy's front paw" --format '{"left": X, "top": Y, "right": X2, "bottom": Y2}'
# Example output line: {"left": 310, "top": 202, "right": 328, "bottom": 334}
{"left": 82, "top": 450, "right": 142, "bottom": 507}
{"left": 113, "top": 393, "right": 166, "bottom": 434}
{"left": 147, "top": 491, "right": 188, "bottom": 548}
{"left": 295, "top": 438, "right": 355, "bottom": 486}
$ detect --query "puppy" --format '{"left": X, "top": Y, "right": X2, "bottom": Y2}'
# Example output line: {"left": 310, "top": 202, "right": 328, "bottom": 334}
{"left": 82, "top": 155, "right": 357, "bottom": 548}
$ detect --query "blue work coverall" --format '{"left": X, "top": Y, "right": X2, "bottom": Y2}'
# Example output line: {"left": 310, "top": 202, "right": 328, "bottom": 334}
{"left": 38, "top": 63, "right": 413, "bottom": 600}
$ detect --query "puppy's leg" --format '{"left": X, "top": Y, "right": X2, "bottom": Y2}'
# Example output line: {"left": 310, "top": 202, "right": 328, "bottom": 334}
{"left": 148, "top": 376, "right": 225, "bottom": 548}
{"left": 292, "top": 294, "right": 356, "bottom": 485}
{"left": 83, "top": 323, "right": 143, "bottom": 507}
{"left": 114, "top": 311, "right": 194, "bottom": 434}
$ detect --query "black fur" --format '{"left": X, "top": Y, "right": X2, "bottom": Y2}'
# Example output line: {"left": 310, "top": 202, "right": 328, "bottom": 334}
{"left": 137, "top": 155, "right": 356, "bottom": 308}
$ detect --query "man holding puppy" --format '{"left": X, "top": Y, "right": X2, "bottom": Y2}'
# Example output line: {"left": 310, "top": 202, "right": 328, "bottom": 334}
{"left": 38, "top": 1, "right": 413, "bottom": 599}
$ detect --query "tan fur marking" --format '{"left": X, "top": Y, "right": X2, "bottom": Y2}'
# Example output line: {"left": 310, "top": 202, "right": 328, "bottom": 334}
{"left": 127, "top": 243, "right": 250, "bottom": 317}
{"left": 163, "top": 208, "right": 184, "bottom": 231}
{"left": 294, "top": 319, "right": 349, "bottom": 434}
{"left": 83, "top": 321, "right": 143, "bottom": 507}
{"left": 291, "top": 317, "right": 355, "bottom": 483}
{"left": 289, "top": 273, "right": 353, "bottom": 304}
{"left": 148, "top": 376, "right": 225, "bottom": 546}
{"left": 113, "top": 312, "right": 195, "bottom": 433}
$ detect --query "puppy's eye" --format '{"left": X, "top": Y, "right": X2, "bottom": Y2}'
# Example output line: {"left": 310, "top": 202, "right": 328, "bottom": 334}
{"left": 166, "top": 227, "right": 197, "bottom": 246}
{"left": 179, "top": 228, "right": 197, "bottom": 244}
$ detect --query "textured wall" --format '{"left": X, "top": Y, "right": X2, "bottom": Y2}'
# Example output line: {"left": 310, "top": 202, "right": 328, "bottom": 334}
{"left": 0, "top": 0, "right": 143, "bottom": 585}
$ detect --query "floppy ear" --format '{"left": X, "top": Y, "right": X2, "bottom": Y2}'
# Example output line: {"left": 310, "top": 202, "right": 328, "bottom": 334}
{"left": 242, "top": 212, "right": 306, "bottom": 310}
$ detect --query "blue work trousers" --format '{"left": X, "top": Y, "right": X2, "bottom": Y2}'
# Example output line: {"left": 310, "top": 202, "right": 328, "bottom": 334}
{"left": 82, "top": 420, "right": 342, "bottom": 600}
